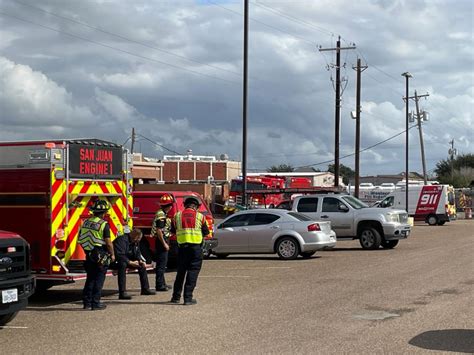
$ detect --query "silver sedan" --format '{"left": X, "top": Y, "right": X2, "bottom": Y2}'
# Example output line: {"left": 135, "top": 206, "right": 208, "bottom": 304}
{"left": 213, "top": 209, "right": 336, "bottom": 260}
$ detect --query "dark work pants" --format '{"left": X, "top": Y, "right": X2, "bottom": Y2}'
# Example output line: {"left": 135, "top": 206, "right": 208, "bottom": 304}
{"left": 155, "top": 241, "right": 169, "bottom": 289}
{"left": 172, "top": 244, "right": 203, "bottom": 301}
{"left": 117, "top": 261, "right": 149, "bottom": 294}
{"left": 83, "top": 255, "right": 107, "bottom": 307}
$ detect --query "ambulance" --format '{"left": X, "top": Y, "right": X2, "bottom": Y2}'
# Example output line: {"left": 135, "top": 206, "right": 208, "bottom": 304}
{"left": 0, "top": 139, "right": 133, "bottom": 290}
{"left": 377, "top": 184, "right": 456, "bottom": 225}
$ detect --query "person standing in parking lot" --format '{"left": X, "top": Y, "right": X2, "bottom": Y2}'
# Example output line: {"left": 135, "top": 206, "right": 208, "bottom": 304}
{"left": 170, "top": 196, "right": 210, "bottom": 305}
{"left": 151, "top": 194, "right": 174, "bottom": 292}
{"left": 78, "top": 200, "right": 115, "bottom": 311}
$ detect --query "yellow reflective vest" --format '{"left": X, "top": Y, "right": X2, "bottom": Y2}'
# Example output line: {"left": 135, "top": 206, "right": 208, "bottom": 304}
{"left": 78, "top": 216, "right": 107, "bottom": 251}
{"left": 174, "top": 209, "right": 206, "bottom": 245}
{"left": 151, "top": 209, "right": 171, "bottom": 239}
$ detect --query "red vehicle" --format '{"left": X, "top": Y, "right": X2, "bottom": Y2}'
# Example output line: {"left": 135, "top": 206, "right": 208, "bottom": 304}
{"left": 226, "top": 175, "right": 313, "bottom": 211}
{"left": 227, "top": 176, "right": 286, "bottom": 209}
{"left": 132, "top": 191, "right": 217, "bottom": 263}
{"left": 0, "top": 139, "right": 133, "bottom": 290}
{"left": 0, "top": 230, "right": 35, "bottom": 325}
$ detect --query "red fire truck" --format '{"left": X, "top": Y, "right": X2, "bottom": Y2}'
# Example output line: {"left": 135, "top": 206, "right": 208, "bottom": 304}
{"left": 0, "top": 139, "right": 133, "bottom": 290}
{"left": 226, "top": 176, "right": 286, "bottom": 210}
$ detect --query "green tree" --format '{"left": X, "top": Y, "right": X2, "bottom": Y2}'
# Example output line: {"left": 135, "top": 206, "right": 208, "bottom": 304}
{"left": 434, "top": 153, "right": 474, "bottom": 187}
{"left": 267, "top": 164, "right": 294, "bottom": 172}
{"left": 327, "top": 163, "right": 355, "bottom": 185}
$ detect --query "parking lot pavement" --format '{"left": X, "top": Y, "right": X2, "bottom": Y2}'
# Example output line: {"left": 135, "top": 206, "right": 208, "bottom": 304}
{"left": 1, "top": 219, "right": 473, "bottom": 354}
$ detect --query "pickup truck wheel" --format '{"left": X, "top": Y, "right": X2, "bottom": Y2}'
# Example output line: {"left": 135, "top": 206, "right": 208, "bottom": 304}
{"left": 215, "top": 253, "right": 229, "bottom": 259}
{"left": 427, "top": 214, "right": 438, "bottom": 226}
{"left": 276, "top": 237, "right": 300, "bottom": 260}
{"left": 0, "top": 312, "right": 17, "bottom": 326}
{"left": 300, "top": 251, "right": 316, "bottom": 258}
{"left": 381, "top": 240, "right": 399, "bottom": 249}
{"left": 359, "top": 227, "right": 382, "bottom": 250}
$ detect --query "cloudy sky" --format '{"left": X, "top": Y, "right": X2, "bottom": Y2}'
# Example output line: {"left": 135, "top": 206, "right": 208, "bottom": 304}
{"left": 0, "top": 0, "right": 472, "bottom": 175}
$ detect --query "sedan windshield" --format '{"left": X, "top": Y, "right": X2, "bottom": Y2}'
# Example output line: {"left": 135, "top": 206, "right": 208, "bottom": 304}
{"left": 287, "top": 212, "right": 314, "bottom": 221}
{"left": 341, "top": 195, "right": 368, "bottom": 209}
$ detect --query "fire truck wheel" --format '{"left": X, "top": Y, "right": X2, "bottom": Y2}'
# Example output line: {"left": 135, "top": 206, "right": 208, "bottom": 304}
{"left": 381, "top": 240, "right": 399, "bottom": 249}
{"left": 0, "top": 312, "right": 18, "bottom": 326}
{"left": 276, "top": 237, "right": 300, "bottom": 260}
{"left": 437, "top": 221, "right": 446, "bottom": 226}
{"left": 215, "top": 253, "right": 229, "bottom": 259}
{"left": 359, "top": 227, "right": 382, "bottom": 250}
{"left": 426, "top": 214, "right": 438, "bottom": 226}
{"left": 300, "top": 251, "right": 316, "bottom": 258}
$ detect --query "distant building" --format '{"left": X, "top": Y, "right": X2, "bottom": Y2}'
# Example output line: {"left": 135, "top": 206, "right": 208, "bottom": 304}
{"left": 131, "top": 153, "right": 163, "bottom": 184}
{"left": 350, "top": 172, "right": 424, "bottom": 186}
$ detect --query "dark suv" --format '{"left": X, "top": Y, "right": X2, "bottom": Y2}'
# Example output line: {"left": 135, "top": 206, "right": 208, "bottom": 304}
{"left": 0, "top": 230, "right": 35, "bottom": 326}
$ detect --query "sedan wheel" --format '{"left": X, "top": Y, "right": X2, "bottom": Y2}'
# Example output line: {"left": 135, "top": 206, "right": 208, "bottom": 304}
{"left": 359, "top": 227, "right": 382, "bottom": 250}
{"left": 276, "top": 237, "right": 300, "bottom": 260}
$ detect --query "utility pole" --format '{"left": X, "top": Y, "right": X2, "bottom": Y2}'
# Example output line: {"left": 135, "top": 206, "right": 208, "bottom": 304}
{"left": 242, "top": 0, "right": 249, "bottom": 207}
{"left": 352, "top": 58, "right": 367, "bottom": 198}
{"left": 130, "top": 127, "right": 136, "bottom": 154}
{"left": 449, "top": 139, "right": 457, "bottom": 180}
{"left": 319, "top": 37, "right": 356, "bottom": 188}
{"left": 413, "top": 91, "right": 428, "bottom": 184}
{"left": 401, "top": 72, "right": 412, "bottom": 214}
{"left": 405, "top": 91, "right": 430, "bottom": 184}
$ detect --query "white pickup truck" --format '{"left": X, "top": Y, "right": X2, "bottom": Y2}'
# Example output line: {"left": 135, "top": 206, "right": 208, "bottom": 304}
{"left": 291, "top": 193, "right": 411, "bottom": 249}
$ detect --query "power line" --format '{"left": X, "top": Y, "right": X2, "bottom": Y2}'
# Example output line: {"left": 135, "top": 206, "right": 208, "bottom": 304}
{"left": 293, "top": 125, "right": 418, "bottom": 169}
{"left": 207, "top": 0, "right": 315, "bottom": 45}
{"left": 11, "top": 0, "right": 244, "bottom": 79}
{"left": 136, "top": 134, "right": 183, "bottom": 155}
{"left": 0, "top": 11, "right": 242, "bottom": 86}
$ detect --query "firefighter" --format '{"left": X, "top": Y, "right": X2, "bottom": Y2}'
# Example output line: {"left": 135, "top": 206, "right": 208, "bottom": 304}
{"left": 113, "top": 228, "right": 156, "bottom": 299}
{"left": 151, "top": 194, "right": 174, "bottom": 292}
{"left": 170, "top": 196, "right": 210, "bottom": 305}
{"left": 78, "top": 199, "right": 115, "bottom": 310}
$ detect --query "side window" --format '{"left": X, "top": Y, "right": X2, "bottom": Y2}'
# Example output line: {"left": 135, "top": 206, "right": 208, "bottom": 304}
{"left": 322, "top": 197, "right": 343, "bottom": 212}
{"left": 220, "top": 214, "right": 252, "bottom": 228}
{"left": 381, "top": 196, "right": 394, "bottom": 208}
{"left": 296, "top": 198, "right": 319, "bottom": 213}
{"left": 249, "top": 213, "right": 280, "bottom": 226}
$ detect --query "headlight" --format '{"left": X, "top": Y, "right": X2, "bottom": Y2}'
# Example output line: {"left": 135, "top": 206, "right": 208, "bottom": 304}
{"left": 385, "top": 213, "right": 399, "bottom": 223}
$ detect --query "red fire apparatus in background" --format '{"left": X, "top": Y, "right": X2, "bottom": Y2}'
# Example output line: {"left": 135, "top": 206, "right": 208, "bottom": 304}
{"left": 0, "top": 139, "right": 133, "bottom": 290}
{"left": 226, "top": 175, "right": 313, "bottom": 211}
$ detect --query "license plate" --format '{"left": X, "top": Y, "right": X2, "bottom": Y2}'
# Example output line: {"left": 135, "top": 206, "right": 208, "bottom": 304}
{"left": 2, "top": 289, "right": 18, "bottom": 304}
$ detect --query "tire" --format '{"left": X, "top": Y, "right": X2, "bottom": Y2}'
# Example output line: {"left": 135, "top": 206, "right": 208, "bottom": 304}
{"left": 215, "top": 253, "right": 229, "bottom": 259}
{"left": 437, "top": 221, "right": 446, "bottom": 226}
{"left": 359, "top": 227, "right": 382, "bottom": 250}
{"left": 381, "top": 240, "right": 399, "bottom": 249}
{"left": 0, "top": 312, "right": 18, "bottom": 326}
{"left": 427, "top": 214, "right": 438, "bottom": 226}
{"left": 276, "top": 237, "right": 300, "bottom": 260}
{"left": 300, "top": 251, "right": 316, "bottom": 258}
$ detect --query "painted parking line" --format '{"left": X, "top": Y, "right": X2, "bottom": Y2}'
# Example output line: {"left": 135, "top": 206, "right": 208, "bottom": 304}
{"left": 200, "top": 275, "right": 251, "bottom": 278}
{"left": 0, "top": 326, "right": 28, "bottom": 329}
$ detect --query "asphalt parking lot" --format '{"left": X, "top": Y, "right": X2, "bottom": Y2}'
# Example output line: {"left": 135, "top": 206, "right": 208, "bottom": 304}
{"left": 1, "top": 219, "right": 473, "bottom": 354}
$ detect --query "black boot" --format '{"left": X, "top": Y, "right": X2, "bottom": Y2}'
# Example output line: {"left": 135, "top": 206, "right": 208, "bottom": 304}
{"left": 119, "top": 293, "right": 132, "bottom": 300}
{"left": 141, "top": 289, "right": 156, "bottom": 295}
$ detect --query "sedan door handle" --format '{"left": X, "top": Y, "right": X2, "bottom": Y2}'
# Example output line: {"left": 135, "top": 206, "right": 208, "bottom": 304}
{"left": 240, "top": 228, "right": 248, "bottom": 231}
{"left": 270, "top": 226, "right": 280, "bottom": 229}
{"left": 321, "top": 215, "right": 329, "bottom": 218}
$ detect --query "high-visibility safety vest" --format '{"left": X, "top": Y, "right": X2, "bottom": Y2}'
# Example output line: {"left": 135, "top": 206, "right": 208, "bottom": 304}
{"left": 78, "top": 216, "right": 107, "bottom": 251}
{"left": 174, "top": 209, "right": 206, "bottom": 245}
{"left": 151, "top": 209, "right": 171, "bottom": 239}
